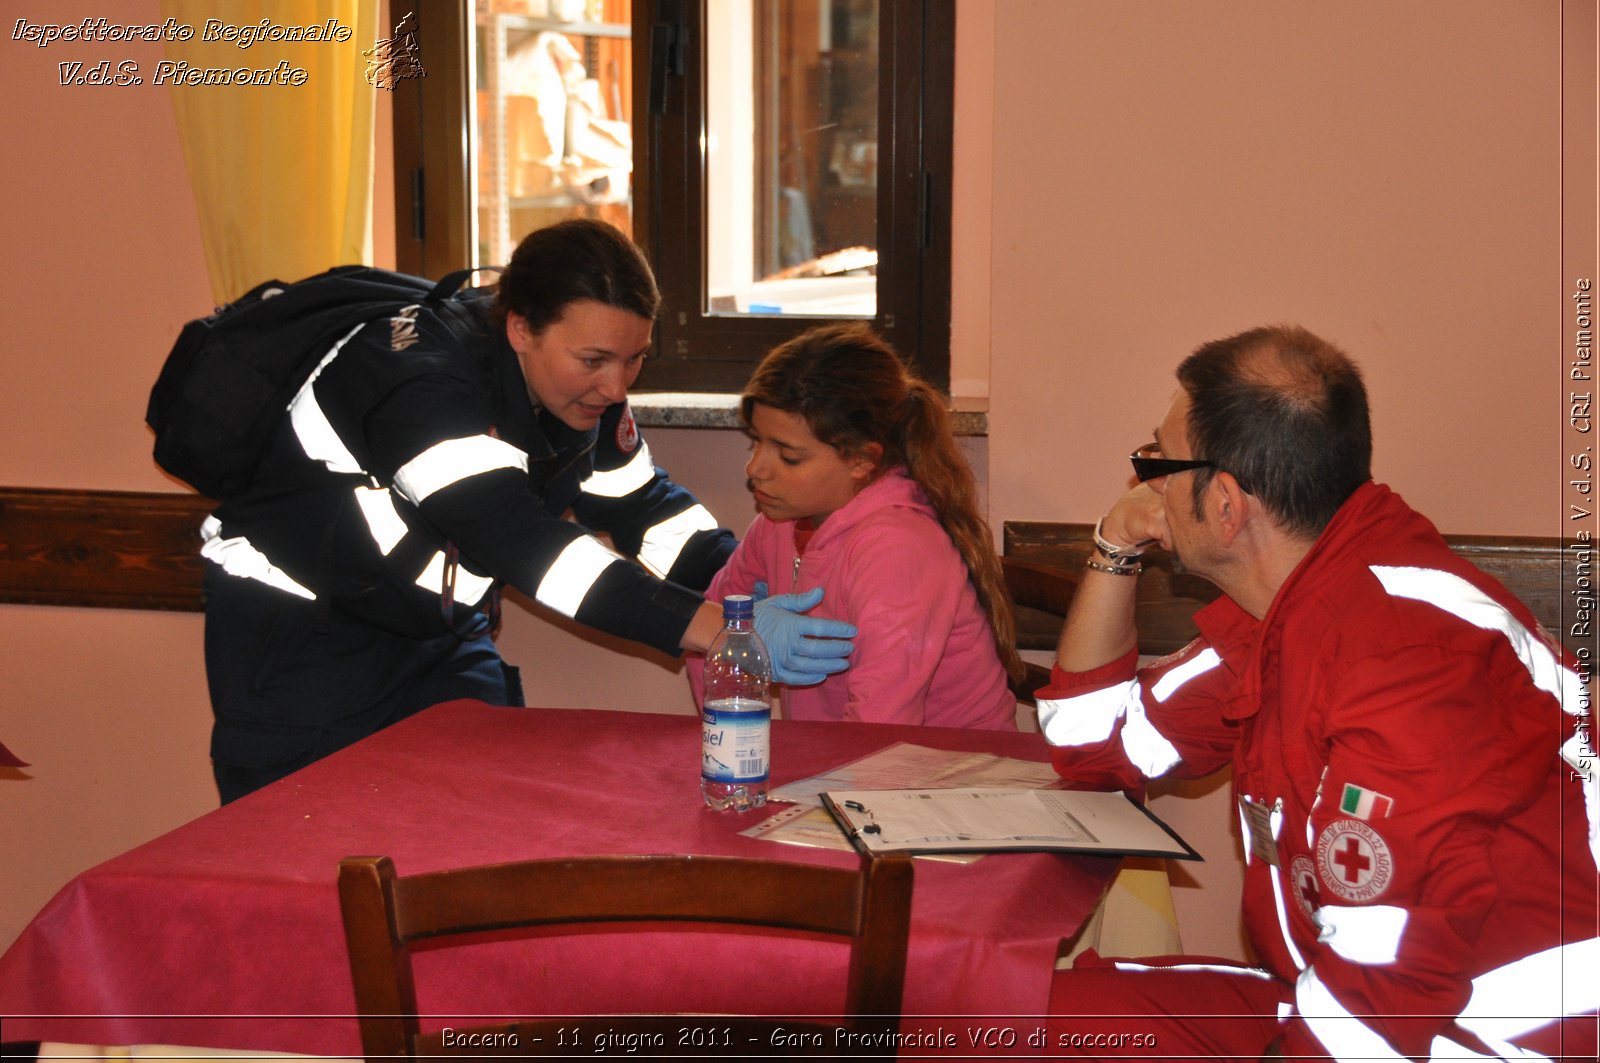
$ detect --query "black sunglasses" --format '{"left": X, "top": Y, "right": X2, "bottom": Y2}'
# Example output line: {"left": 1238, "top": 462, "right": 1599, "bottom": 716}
{"left": 1129, "top": 443, "right": 1216, "bottom": 483}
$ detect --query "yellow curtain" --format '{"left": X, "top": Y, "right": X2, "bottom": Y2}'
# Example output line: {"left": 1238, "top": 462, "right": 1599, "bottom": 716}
{"left": 162, "top": 0, "right": 378, "bottom": 303}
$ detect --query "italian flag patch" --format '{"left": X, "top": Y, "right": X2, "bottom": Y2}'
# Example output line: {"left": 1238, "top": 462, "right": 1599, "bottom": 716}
{"left": 1339, "top": 783, "right": 1394, "bottom": 820}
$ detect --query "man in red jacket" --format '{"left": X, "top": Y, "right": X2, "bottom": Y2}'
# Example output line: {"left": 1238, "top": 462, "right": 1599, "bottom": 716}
{"left": 1041, "top": 325, "right": 1597, "bottom": 1060}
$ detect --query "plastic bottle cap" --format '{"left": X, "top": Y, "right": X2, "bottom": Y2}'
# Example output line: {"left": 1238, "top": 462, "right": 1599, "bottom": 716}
{"left": 722, "top": 594, "right": 755, "bottom": 619}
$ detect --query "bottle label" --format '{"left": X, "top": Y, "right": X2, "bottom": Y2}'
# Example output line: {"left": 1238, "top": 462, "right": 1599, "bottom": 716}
{"left": 700, "top": 698, "right": 771, "bottom": 784}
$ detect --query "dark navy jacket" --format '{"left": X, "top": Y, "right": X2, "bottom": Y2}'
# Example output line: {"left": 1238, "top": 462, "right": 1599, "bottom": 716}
{"left": 202, "top": 293, "right": 733, "bottom": 653}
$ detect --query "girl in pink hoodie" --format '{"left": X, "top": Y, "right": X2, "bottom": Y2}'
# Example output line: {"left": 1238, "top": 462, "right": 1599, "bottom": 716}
{"left": 693, "top": 324, "right": 1023, "bottom": 729}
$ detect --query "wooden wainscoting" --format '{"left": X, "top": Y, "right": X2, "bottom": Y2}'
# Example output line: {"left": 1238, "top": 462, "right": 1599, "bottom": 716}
{"left": 0, "top": 488, "right": 212, "bottom": 611}
{"left": 1004, "top": 520, "right": 1585, "bottom": 660}
{"left": 0, "top": 489, "right": 1584, "bottom": 664}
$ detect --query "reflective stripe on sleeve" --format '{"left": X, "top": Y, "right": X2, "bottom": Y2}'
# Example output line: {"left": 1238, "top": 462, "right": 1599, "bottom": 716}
{"left": 415, "top": 550, "right": 493, "bottom": 606}
{"left": 1120, "top": 697, "right": 1183, "bottom": 777}
{"left": 1295, "top": 966, "right": 1406, "bottom": 1062}
{"left": 199, "top": 516, "right": 316, "bottom": 600}
{"left": 534, "top": 535, "right": 624, "bottom": 618}
{"left": 353, "top": 486, "right": 408, "bottom": 555}
{"left": 637, "top": 504, "right": 719, "bottom": 579}
{"left": 579, "top": 442, "right": 656, "bottom": 498}
{"left": 288, "top": 322, "right": 367, "bottom": 474}
{"left": 1453, "top": 938, "right": 1600, "bottom": 1045}
{"left": 392, "top": 435, "right": 530, "bottom": 504}
{"left": 1151, "top": 646, "right": 1223, "bottom": 702}
{"left": 1313, "top": 904, "right": 1408, "bottom": 966}
{"left": 1040, "top": 647, "right": 1213, "bottom": 775}
{"left": 1037, "top": 680, "right": 1135, "bottom": 748}
{"left": 1119, "top": 645, "right": 1220, "bottom": 774}
{"left": 1425, "top": 1035, "right": 1549, "bottom": 1059}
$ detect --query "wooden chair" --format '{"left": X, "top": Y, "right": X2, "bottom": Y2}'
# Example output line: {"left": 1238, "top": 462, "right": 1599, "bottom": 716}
{"left": 1002, "top": 556, "right": 1082, "bottom": 705}
{"left": 337, "top": 852, "right": 914, "bottom": 1059}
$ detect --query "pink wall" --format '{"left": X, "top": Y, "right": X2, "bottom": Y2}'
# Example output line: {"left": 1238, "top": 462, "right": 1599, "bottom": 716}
{"left": 0, "top": 0, "right": 220, "bottom": 954}
{"left": 0, "top": 0, "right": 1579, "bottom": 966}
{"left": 984, "top": 1, "right": 1561, "bottom": 537}
{"left": 973, "top": 0, "right": 1573, "bottom": 962}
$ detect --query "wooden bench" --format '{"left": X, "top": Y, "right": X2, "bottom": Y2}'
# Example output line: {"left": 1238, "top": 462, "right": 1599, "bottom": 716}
{"left": 0, "top": 489, "right": 1585, "bottom": 670}
{"left": 0, "top": 487, "right": 212, "bottom": 611}
{"left": 1003, "top": 521, "right": 1586, "bottom": 697}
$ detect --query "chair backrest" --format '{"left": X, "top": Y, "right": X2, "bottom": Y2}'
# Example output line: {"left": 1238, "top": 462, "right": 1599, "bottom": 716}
{"left": 337, "top": 851, "right": 914, "bottom": 1059}
{"left": 1003, "top": 556, "right": 1081, "bottom": 705}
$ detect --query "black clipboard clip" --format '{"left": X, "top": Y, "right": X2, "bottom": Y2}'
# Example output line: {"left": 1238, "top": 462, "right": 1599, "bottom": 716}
{"left": 843, "top": 800, "right": 881, "bottom": 836}
{"left": 821, "top": 793, "right": 882, "bottom": 854}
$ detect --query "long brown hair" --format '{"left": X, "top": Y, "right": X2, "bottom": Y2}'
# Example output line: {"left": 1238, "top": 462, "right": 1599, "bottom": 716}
{"left": 742, "top": 324, "right": 1024, "bottom": 682}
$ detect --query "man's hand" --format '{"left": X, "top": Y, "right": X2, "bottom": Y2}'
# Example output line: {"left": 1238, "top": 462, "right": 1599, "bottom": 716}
{"left": 1054, "top": 484, "right": 1168, "bottom": 674}
{"left": 753, "top": 587, "right": 857, "bottom": 686}
{"left": 1099, "top": 482, "right": 1170, "bottom": 555}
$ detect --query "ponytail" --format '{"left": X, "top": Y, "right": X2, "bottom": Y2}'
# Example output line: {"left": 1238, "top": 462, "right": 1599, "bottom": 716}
{"left": 899, "top": 383, "right": 1025, "bottom": 683}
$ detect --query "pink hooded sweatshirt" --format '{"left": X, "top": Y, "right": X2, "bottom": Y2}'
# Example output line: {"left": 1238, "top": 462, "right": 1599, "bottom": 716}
{"left": 692, "top": 468, "right": 1016, "bottom": 729}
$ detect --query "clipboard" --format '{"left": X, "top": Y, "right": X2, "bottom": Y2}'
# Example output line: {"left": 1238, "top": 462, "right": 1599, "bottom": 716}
{"left": 820, "top": 787, "right": 1200, "bottom": 860}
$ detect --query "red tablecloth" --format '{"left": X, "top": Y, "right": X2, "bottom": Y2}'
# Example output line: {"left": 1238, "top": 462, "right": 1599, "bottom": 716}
{"left": 0, "top": 701, "right": 1116, "bottom": 1054}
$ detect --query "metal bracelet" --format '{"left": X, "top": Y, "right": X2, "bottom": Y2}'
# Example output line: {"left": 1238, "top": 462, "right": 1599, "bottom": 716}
{"left": 1085, "top": 556, "right": 1141, "bottom": 577}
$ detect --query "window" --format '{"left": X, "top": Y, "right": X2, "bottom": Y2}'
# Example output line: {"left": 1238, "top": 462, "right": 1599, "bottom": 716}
{"left": 390, "top": 0, "right": 953, "bottom": 392}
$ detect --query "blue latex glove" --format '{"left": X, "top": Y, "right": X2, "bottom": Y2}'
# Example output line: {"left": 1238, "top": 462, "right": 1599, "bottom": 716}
{"left": 752, "top": 586, "right": 856, "bottom": 686}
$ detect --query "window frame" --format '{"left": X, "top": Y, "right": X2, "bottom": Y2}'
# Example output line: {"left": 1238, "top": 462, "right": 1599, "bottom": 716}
{"left": 390, "top": 2, "right": 474, "bottom": 280}
{"left": 391, "top": 0, "right": 953, "bottom": 393}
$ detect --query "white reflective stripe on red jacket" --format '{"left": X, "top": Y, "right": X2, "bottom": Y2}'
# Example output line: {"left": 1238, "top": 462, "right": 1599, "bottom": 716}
{"left": 1112, "top": 959, "right": 1276, "bottom": 979}
{"left": 1296, "top": 966, "right": 1407, "bottom": 1062}
{"left": 1297, "top": 938, "right": 1599, "bottom": 1061}
{"left": 1121, "top": 695, "right": 1184, "bottom": 777}
{"left": 638, "top": 503, "right": 718, "bottom": 579}
{"left": 1237, "top": 794, "right": 1309, "bottom": 972}
{"left": 1037, "top": 681, "right": 1132, "bottom": 748}
{"left": 1122, "top": 647, "right": 1223, "bottom": 775}
{"left": 1453, "top": 938, "right": 1600, "bottom": 1046}
{"left": 1371, "top": 565, "right": 1598, "bottom": 863}
{"left": 1370, "top": 566, "right": 1584, "bottom": 716}
{"left": 1151, "top": 647, "right": 1223, "bottom": 701}
{"left": 535, "top": 535, "right": 624, "bottom": 618}
{"left": 1314, "top": 904, "right": 1408, "bottom": 965}
{"left": 1038, "top": 647, "right": 1218, "bottom": 777}
{"left": 579, "top": 442, "right": 656, "bottom": 498}
{"left": 392, "top": 435, "right": 530, "bottom": 504}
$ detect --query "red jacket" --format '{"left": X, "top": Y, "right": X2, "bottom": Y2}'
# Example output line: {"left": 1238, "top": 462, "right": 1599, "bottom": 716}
{"left": 1039, "top": 482, "right": 1598, "bottom": 1059}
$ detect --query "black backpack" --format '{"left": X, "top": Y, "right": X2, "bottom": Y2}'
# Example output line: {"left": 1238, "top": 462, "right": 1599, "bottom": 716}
{"left": 147, "top": 265, "right": 486, "bottom": 500}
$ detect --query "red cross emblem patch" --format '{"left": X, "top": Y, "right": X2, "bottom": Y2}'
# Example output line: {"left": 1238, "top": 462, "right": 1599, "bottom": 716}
{"left": 1289, "top": 855, "right": 1320, "bottom": 920}
{"left": 1315, "top": 818, "right": 1393, "bottom": 903}
{"left": 615, "top": 403, "right": 640, "bottom": 454}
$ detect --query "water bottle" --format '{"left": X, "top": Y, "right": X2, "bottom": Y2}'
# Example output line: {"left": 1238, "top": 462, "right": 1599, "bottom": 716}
{"left": 701, "top": 594, "right": 771, "bottom": 811}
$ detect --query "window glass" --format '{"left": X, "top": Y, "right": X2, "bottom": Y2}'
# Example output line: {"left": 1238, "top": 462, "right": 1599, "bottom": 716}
{"left": 704, "top": 0, "right": 878, "bottom": 318}
{"left": 473, "top": 0, "right": 634, "bottom": 267}
{"left": 395, "top": 0, "right": 949, "bottom": 391}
